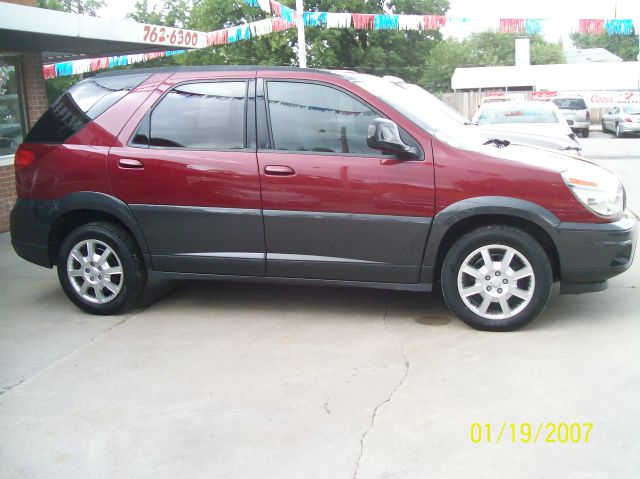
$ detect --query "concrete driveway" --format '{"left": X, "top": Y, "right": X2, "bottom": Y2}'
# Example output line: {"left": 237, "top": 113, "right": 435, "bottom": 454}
{"left": 1, "top": 155, "right": 640, "bottom": 479}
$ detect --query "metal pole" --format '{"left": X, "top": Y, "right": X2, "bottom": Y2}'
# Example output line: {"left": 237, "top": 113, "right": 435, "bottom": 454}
{"left": 295, "top": 0, "right": 307, "bottom": 68}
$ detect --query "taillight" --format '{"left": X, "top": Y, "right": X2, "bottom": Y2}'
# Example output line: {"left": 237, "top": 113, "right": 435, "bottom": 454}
{"left": 586, "top": 110, "right": 590, "bottom": 119}
{"left": 624, "top": 117, "right": 632, "bottom": 123}
{"left": 14, "top": 146, "right": 36, "bottom": 171}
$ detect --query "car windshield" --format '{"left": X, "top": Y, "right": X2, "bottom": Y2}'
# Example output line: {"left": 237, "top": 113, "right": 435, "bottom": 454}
{"left": 476, "top": 104, "right": 560, "bottom": 125}
{"left": 623, "top": 105, "right": 640, "bottom": 114}
{"left": 335, "top": 71, "right": 489, "bottom": 149}
{"left": 552, "top": 98, "right": 587, "bottom": 110}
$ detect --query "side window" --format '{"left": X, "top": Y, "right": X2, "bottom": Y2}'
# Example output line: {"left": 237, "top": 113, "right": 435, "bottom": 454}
{"left": 147, "top": 81, "right": 246, "bottom": 149}
{"left": 266, "top": 81, "right": 383, "bottom": 156}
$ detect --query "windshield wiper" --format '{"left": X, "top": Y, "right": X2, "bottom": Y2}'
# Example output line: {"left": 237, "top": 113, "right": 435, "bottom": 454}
{"left": 483, "top": 138, "right": 510, "bottom": 148}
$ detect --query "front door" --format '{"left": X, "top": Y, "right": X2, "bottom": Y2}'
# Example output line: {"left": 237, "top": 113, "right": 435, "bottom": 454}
{"left": 109, "top": 79, "right": 265, "bottom": 276}
{"left": 257, "top": 79, "right": 435, "bottom": 283}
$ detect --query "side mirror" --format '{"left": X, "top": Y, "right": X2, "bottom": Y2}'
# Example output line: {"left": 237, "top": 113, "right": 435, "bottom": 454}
{"left": 367, "top": 118, "right": 418, "bottom": 159}
{"left": 566, "top": 119, "right": 575, "bottom": 126}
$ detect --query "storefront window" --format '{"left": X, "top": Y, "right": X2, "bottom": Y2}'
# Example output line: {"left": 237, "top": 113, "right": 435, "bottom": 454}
{"left": 0, "top": 55, "right": 26, "bottom": 157}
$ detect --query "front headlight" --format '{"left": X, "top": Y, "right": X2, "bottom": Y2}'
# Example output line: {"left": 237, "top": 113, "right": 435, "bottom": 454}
{"left": 561, "top": 166, "right": 624, "bottom": 218}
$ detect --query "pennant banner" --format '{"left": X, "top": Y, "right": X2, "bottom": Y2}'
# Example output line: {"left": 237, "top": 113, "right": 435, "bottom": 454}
{"left": 44, "top": 0, "right": 640, "bottom": 80}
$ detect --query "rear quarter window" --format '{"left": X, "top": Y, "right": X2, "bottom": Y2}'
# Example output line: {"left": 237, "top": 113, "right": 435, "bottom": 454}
{"left": 24, "top": 74, "right": 149, "bottom": 144}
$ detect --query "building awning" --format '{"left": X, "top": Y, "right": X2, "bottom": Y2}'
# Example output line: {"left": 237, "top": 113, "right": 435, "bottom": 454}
{"left": 0, "top": 1, "right": 203, "bottom": 62}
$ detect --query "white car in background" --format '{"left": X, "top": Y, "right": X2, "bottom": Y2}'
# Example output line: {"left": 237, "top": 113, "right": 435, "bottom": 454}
{"left": 552, "top": 96, "right": 591, "bottom": 138}
{"left": 472, "top": 101, "right": 582, "bottom": 153}
{"left": 602, "top": 104, "right": 640, "bottom": 138}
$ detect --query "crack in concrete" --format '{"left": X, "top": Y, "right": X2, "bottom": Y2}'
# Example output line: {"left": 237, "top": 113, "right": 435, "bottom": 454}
{"left": 0, "top": 378, "right": 26, "bottom": 396}
{"left": 324, "top": 398, "right": 331, "bottom": 415}
{"left": 0, "top": 314, "right": 133, "bottom": 397}
{"left": 0, "top": 282, "right": 188, "bottom": 397}
{"left": 353, "top": 299, "right": 410, "bottom": 479}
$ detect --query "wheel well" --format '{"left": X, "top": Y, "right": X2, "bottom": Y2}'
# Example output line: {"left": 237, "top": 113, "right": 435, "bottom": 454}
{"left": 434, "top": 214, "right": 561, "bottom": 283}
{"left": 48, "top": 210, "right": 132, "bottom": 264}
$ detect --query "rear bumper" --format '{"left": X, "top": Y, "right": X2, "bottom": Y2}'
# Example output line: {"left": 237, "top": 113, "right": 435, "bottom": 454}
{"left": 10, "top": 198, "right": 55, "bottom": 268}
{"left": 569, "top": 121, "right": 590, "bottom": 130}
{"left": 554, "top": 215, "right": 637, "bottom": 294}
{"left": 620, "top": 122, "right": 640, "bottom": 134}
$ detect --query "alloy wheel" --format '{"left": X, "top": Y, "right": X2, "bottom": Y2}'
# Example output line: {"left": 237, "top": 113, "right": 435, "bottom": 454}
{"left": 457, "top": 244, "right": 535, "bottom": 320}
{"left": 66, "top": 239, "right": 123, "bottom": 304}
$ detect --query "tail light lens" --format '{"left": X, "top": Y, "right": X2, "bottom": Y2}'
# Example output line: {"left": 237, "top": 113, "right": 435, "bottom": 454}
{"left": 586, "top": 110, "right": 590, "bottom": 119}
{"left": 14, "top": 146, "right": 36, "bottom": 171}
{"left": 624, "top": 117, "right": 632, "bottom": 123}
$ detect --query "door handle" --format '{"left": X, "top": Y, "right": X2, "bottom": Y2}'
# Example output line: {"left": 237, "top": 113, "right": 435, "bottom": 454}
{"left": 264, "top": 165, "right": 295, "bottom": 176}
{"left": 118, "top": 158, "right": 144, "bottom": 169}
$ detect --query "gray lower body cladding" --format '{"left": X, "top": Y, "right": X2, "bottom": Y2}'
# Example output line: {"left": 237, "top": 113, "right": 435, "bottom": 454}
{"left": 10, "top": 197, "right": 637, "bottom": 294}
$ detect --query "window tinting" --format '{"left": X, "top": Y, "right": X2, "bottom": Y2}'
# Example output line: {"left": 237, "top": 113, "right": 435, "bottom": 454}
{"left": 149, "top": 82, "right": 245, "bottom": 149}
{"left": 25, "top": 74, "right": 149, "bottom": 144}
{"left": 266, "top": 81, "right": 381, "bottom": 155}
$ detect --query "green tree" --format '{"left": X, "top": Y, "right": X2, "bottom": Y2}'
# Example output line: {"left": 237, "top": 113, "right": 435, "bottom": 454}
{"left": 419, "top": 38, "right": 470, "bottom": 92}
{"left": 181, "top": 0, "right": 448, "bottom": 82}
{"left": 421, "top": 31, "right": 565, "bottom": 92}
{"left": 570, "top": 32, "right": 639, "bottom": 61}
{"left": 37, "top": 0, "right": 105, "bottom": 16}
{"left": 184, "top": 0, "right": 297, "bottom": 66}
{"left": 128, "top": 0, "right": 190, "bottom": 28}
{"left": 302, "top": 0, "right": 448, "bottom": 83}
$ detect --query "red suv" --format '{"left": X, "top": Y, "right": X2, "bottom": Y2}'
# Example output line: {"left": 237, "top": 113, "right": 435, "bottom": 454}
{"left": 10, "top": 67, "right": 636, "bottom": 331}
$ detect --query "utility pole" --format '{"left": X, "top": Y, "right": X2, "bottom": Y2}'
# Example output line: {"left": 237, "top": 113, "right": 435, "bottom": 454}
{"left": 295, "top": 0, "right": 307, "bottom": 68}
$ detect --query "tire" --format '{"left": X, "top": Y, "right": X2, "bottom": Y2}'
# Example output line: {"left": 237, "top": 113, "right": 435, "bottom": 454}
{"left": 57, "top": 222, "right": 147, "bottom": 315}
{"left": 615, "top": 123, "right": 623, "bottom": 138}
{"left": 441, "top": 225, "right": 553, "bottom": 332}
{"left": 582, "top": 128, "right": 589, "bottom": 138}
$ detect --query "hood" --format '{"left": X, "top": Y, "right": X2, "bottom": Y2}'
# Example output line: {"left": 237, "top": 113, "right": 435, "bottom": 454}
{"left": 476, "top": 141, "right": 602, "bottom": 175}
{"left": 477, "top": 123, "right": 579, "bottom": 151}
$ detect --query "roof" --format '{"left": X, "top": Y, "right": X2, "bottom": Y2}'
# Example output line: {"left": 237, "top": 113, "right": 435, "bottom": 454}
{"left": 94, "top": 65, "right": 339, "bottom": 77}
{"left": 0, "top": 2, "right": 199, "bottom": 62}
{"left": 452, "top": 62, "right": 640, "bottom": 91}
{"left": 564, "top": 48, "right": 623, "bottom": 64}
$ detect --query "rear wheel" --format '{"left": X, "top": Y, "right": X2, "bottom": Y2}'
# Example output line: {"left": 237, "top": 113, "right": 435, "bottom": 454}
{"left": 615, "top": 123, "right": 623, "bottom": 138}
{"left": 441, "top": 225, "right": 553, "bottom": 331}
{"left": 57, "top": 222, "right": 146, "bottom": 315}
{"left": 582, "top": 128, "right": 590, "bottom": 138}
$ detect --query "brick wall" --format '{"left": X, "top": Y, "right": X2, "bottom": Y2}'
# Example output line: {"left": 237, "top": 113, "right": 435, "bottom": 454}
{"left": 0, "top": 52, "right": 48, "bottom": 233}
{"left": 0, "top": 165, "right": 17, "bottom": 233}
{"left": 21, "top": 53, "right": 49, "bottom": 128}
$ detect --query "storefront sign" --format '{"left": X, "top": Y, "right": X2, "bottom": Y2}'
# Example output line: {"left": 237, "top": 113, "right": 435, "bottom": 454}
{"left": 141, "top": 24, "right": 208, "bottom": 49}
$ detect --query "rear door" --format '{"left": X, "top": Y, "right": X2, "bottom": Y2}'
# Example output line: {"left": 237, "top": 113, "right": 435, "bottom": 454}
{"left": 108, "top": 76, "right": 265, "bottom": 276}
{"left": 256, "top": 77, "right": 435, "bottom": 283}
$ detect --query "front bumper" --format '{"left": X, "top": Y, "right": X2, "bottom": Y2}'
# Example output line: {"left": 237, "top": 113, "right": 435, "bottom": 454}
{"left": 553, "top": 215, "right": 637, "bottom": 294}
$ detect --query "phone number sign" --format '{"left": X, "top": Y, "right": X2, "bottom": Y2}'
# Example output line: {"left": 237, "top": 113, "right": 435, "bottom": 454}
{"left": 141, "top": 25, "right": 207, "bottom": 49}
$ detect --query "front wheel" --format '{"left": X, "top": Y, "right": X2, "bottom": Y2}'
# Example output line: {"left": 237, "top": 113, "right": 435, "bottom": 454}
{"left": 441, "top": 226, "right": 553, "bottom": 331}
{"left": 57, "top": 222, "right": 147, "bottom": 315}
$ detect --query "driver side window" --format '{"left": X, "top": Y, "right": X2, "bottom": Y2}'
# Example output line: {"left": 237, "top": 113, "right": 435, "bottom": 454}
{"left": 265, "top": 81, "right": 384, "bottom": 156}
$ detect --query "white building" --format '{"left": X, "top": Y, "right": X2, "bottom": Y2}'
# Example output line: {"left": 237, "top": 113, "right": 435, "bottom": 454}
{"left": 451, "top": 62, "right": 640, "bottom": 92}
